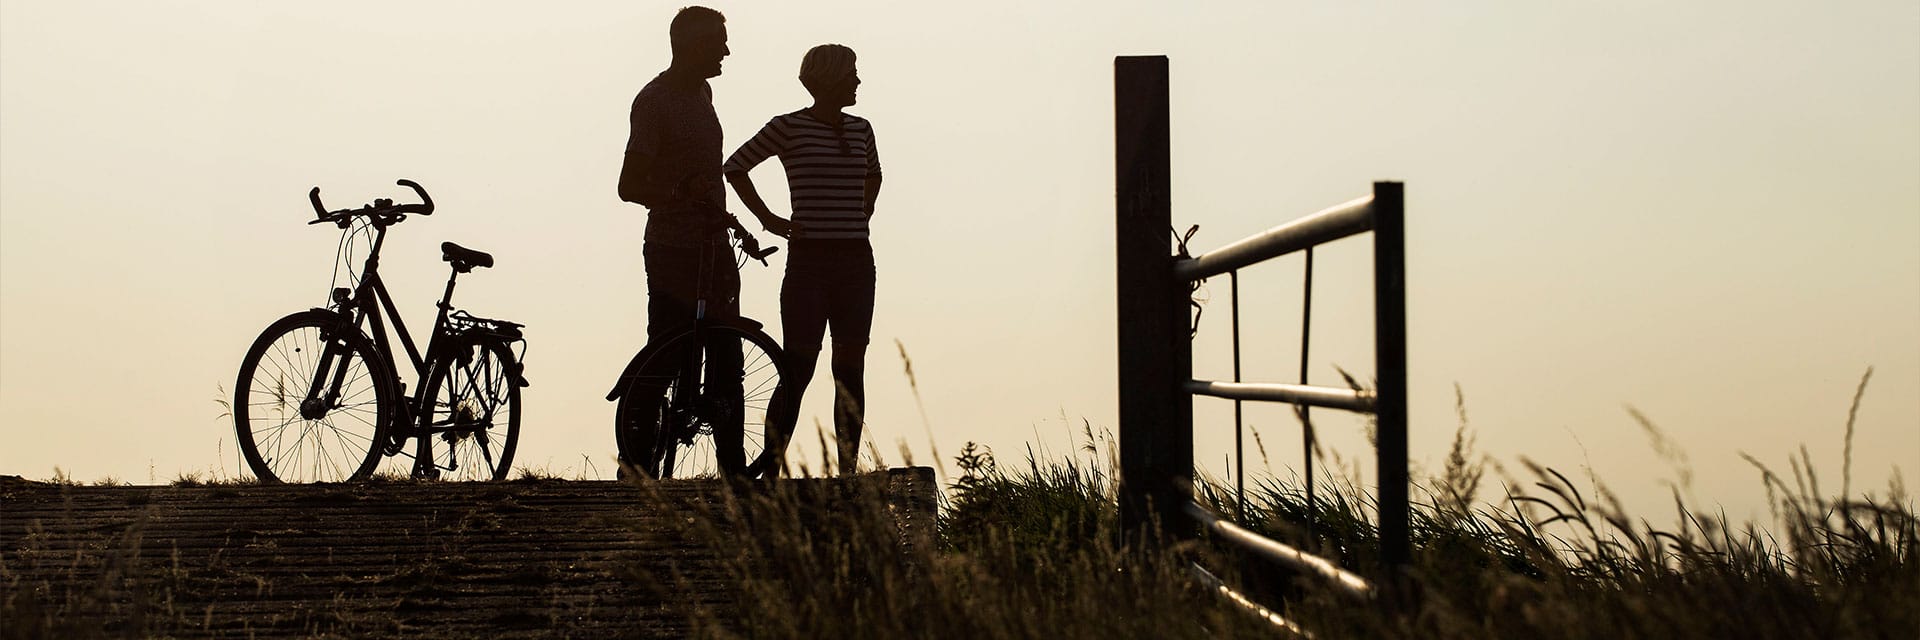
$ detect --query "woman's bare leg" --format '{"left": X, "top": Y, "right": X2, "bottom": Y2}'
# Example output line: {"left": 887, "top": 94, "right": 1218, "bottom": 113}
{"left": 830, "top": 342, "right": 868, "bottom": 474}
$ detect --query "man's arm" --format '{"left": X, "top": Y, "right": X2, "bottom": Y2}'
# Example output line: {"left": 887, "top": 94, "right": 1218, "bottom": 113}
{"left": 618, "top": 150, "right": 666, "bottom": 206}
{"left": 619, "top": 92, "right": 668, "bottom": 206}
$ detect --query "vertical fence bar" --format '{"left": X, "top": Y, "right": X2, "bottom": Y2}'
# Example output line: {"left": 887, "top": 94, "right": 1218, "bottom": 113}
{"left": 1372, "top": 181, "right": 1409, "bottom": 571}
{"left": 1300, "top": 247, "right": 1315, "bottom": 543}
{"left": 1231, "top": 270, "right": 1244, "bottom": 521}
{"left": 1115, "top": 55, "right": 1192, "bottom": 536}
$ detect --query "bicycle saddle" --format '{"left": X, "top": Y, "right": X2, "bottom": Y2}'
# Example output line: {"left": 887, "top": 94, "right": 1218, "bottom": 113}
{"left": 441, "top": 242, "right": 494, "bottom": 272}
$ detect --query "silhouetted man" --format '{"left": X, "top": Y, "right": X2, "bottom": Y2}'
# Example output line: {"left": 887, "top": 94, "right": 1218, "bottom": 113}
{"left": 617, "top": 6, "right": 747, "bottom": 475}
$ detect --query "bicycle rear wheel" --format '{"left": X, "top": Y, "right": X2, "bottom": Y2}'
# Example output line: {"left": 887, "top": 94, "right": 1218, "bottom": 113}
{"left": 417, "top": 340, "right": 522, "bottom": 481}
{"left": 615, "top": 324, "right": 791, "bottom": 479}
{"left": 233, "top": 311, "right": 393, "bottom": 483}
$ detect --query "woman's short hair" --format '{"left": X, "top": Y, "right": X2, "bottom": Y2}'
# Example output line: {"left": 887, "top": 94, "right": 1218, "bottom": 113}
{"left": 798, "top": 44, "right": 857, "bottom": 95}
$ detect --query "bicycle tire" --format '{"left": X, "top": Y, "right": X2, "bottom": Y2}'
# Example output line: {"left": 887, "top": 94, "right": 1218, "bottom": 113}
{"left": 615, "top": 324, "right": 792, "bottom": 479}
{"left": 233, "top": 310, "right": 394, "bottom": 483}
{"left": 417, "top": 339, "right": 522, "bottom": 481}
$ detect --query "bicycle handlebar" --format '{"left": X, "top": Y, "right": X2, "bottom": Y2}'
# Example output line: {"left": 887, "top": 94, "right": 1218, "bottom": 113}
{"left": 732, "top": 223, "right": 780, "bottom": 266}
{"left": 745, "top": 242, "right": 780, "bottom": 264}
{"left": 308, "top": 179, "right": 436, "bottom": 227}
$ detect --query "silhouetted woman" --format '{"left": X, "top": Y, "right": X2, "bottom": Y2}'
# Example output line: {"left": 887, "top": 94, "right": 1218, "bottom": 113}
{"left": 724, "top": 44, "right": 882, "bottom": 475}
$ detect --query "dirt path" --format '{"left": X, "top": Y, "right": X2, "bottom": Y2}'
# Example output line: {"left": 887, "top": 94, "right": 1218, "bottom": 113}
{"left": 1, "top": 469, "right": 936, "bottom": 638}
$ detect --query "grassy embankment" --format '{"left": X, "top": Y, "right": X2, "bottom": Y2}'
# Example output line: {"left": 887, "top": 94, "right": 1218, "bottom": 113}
{"left": 7, "top": 370, "right": 1915, "bottom": 638}
{"left": 683, "top": 371, "right": 1916, "bottom": 639}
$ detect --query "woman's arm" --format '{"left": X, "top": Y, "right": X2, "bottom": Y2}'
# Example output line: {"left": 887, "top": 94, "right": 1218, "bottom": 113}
{"left": 864, "top": 125, "right": 882, "bottom": 219}
{"left": 726, "top": 170, "right": 790, "bottom": 238}
{"left": 724, "top": 119, "right": 793, "bottom": 237}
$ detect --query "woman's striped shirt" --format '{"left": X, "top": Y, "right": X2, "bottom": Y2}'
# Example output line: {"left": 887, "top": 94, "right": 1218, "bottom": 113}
{"left": 723, "top": 111, "right": 881, "bottom": 241}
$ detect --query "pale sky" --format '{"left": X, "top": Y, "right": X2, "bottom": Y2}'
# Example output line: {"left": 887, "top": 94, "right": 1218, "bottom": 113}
{"left": 2, "top": 1, "right": 1915, "bottom": 521}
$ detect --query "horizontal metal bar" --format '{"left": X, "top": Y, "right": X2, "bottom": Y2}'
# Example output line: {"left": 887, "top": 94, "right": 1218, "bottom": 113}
{"left": 1186, "top": 380, "right": 1375, "bottom": 413}
{"left": 1188, "top": 562, "right": 1312, "bottom": 637}
{"left": 1183, "top": 500, "right": 1375, "bottom": 600}
{"left": 1174, "top": 195, "right": 1374, "bottom": 282}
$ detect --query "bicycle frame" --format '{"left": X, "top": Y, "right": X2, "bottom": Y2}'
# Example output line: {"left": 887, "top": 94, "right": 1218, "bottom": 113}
{"left": 666, "top": 240, "right": 729, "bottom": 465}
{"left": 607, "top": 233, "right": 779, "bottom": 477}
{"left": 307, "top": 219, "right": 472, "bottom": 444}
{"left": 606, "top": 236, "right": 757, "bottom": 399}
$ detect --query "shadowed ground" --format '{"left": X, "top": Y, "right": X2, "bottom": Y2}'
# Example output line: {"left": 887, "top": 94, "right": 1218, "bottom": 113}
{"left": 1, "top": 469, "right": 936, "bottom": 638}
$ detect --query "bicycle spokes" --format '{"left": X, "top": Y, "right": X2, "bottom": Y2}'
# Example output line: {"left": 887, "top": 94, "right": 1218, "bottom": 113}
{"left": 619, "top": 330, "right": 782, "bottom": 479}
{"left": 408, "top": 342, "right": 521, "bottom": 481}
{"left": 237, "top": 316, "right": 390, "bottom": 483}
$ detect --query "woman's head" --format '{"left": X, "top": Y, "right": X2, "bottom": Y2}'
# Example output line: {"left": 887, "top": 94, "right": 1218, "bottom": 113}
{"left": 799, "top": 44, "right": 859, "bottom": 107}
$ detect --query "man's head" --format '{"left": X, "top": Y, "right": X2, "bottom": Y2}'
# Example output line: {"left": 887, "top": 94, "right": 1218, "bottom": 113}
{"left": 669, "top": 6, "right": 728, "bottom": 79}
{"left": 798, "top": 44, "right": 859, "bottom": 107}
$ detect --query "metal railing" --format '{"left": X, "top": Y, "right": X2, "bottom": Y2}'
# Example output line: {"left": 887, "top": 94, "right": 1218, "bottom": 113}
{"left": 1114, "top": 55, "right": 1409, "bottom": 620}
{"left": 1183, "top": 501, "right": 1375, "bottom": 600}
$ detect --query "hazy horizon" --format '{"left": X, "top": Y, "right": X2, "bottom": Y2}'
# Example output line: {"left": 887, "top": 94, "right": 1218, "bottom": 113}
{"left": 2, "top": 1, "right": 1915, "bottom": 522}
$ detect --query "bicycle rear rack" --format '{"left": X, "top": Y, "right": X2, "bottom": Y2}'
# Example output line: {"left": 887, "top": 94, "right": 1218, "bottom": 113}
{"left": 447, "top": 310, "right": 524, "bottom": 341}
{"left": 446, "top": 310, "right": 531, "bottom": 387}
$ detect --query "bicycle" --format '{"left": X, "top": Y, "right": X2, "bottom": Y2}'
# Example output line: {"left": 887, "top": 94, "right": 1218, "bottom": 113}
{"left": 607, "top": 218, "right": 795, "bottom": 479}
{"left": 232, "top": 179, "right": 530, "bottom": 483}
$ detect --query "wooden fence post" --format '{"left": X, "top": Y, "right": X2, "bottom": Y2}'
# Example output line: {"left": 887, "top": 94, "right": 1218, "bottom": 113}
{"left": 1115, "top": 55, "right": 1193, "bottom": 536}
{"left": 1372, "top": 181, "right": 1409, "bottom": 570}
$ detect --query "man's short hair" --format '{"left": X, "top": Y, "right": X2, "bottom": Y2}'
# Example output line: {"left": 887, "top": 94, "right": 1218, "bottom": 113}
{"left": 670, "top": 6, "right": 726, "bottom": 51}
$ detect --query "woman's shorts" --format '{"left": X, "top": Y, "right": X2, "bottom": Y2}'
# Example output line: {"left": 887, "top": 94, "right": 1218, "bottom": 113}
{"left": 781, "top": 239, "right": 875, "bottom": 349}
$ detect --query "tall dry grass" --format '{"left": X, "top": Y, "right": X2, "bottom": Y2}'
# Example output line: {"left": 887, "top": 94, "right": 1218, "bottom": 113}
{"left": 678, "top": 371, "right": 1915, "bottom": 639}
{"left": 11, "top": 368, "right": 1914, "bottom": 638}
{"left": 666, "top": 445, "right": 1281, "bottom": 640}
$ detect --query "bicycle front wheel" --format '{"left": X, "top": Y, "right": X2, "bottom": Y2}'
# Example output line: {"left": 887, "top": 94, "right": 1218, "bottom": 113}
{"left": 233, "top": 311, "right": 394, "bottom": 483}
{"left": 418, "top": 340, "right": 522, "bottom": 481}
{"left": 615, "top": 324, "right": 791, "bottom": 479}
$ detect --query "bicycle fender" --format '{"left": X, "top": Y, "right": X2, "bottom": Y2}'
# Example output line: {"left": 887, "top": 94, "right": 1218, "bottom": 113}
{"left": 605, "top": 316, "right": 767, "bottom": 401}
{"left": 295, "top": 307, "right": 363, "bottom": 346}
{"left": 440, "top": 333, "right": 532, "bottom": 388}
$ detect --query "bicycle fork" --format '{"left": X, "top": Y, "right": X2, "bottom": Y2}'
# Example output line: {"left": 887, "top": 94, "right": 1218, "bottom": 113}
{"left": 299, "top": 328, "right": 358, "bottom": 421}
